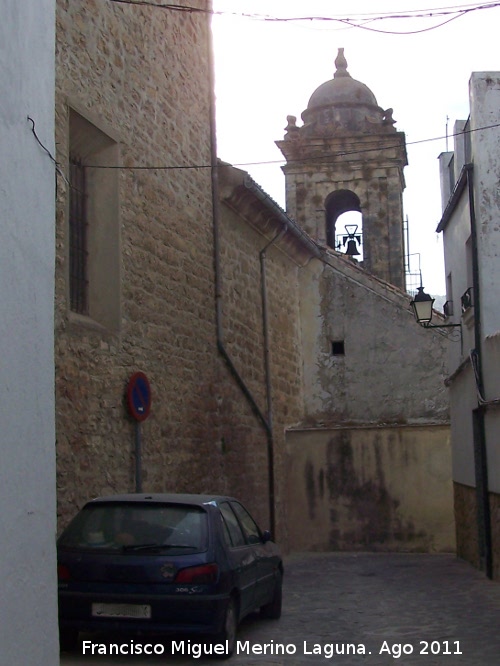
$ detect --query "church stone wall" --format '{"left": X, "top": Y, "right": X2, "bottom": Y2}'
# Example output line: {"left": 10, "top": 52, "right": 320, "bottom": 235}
{"left": 55, "top": 0, "right": 307, "bottom": 540}
{"left": 217, "top": 174, "right": 307, "bottom": 540}
{"left": 55, "top": 0, "right": 229, "bottom": 528}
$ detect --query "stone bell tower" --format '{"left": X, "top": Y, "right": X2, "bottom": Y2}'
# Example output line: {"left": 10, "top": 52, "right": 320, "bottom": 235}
{"left": 276, "top": 48, "right": 408, "bottom": 290}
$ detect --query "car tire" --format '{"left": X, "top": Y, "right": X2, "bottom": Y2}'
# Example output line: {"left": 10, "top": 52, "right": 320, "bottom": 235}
{"left": 59, "top": 628, "right": 78, "bottom": 652}
{"left": 260, "top": 570, "right": 282, "bottom": 619}
{"left": 214, "top": 595, "right": 238, "bottom": 659}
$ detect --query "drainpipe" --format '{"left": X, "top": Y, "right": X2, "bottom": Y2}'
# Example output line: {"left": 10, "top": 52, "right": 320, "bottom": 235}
{"left": 466, "top": 166, "right": 492, "bottom": 579}
{"left": 206, "top": 11, "right": 275, "bottom": 534}
{"left": 259, "top": 227, "right": 288, "bottom": 537}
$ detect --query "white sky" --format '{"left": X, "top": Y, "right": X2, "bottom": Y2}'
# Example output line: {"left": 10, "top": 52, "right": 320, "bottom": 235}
{"left": 211, "top": 0, "right": 500, "bottom": 295}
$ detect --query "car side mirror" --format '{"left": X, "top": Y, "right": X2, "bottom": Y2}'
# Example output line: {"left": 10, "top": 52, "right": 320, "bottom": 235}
{"left": 262, "top": 530, "right": 272, "bottom": 543}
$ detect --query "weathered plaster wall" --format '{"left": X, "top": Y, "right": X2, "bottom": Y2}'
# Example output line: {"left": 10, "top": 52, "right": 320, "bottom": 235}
{"left": 469, "top": 77, "right": 500, "bottom": 544}
{"left": 448, "top": 366, "right": 477, "bottom": 488}
{"left": 286, "top": 426, "right": 455, "bottom": 553}
{"left": 470, "top": 72, "right": 500, "bottom": 339}
{"left": 299, "top": 256, "right": 450, "bottom": 426}
{"left": 289, "top": 253, "right": 453, "bottom": 553}
{"left": 0, "top": 1, "right": 59, "bottom": 662}
{"left": 484, "top": 337, "right": 500, "bottom": 492}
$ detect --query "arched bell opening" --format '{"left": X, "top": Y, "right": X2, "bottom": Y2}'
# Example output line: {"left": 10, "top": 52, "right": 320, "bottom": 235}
{"left": 325, "top": 189, "right": 363, "bottom": 260}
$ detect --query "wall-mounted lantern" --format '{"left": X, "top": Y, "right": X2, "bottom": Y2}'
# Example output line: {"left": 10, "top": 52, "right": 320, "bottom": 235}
{"left": 410, "top": 286, "right": 435, "bottom": 326}
{"left": 410, "top": 285, "right": 461, "bottom": 336}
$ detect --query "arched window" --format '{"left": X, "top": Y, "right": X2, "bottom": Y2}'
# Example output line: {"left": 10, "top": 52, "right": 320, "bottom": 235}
{"left": 325, "top": 190, "right": 363, "bottom": 258}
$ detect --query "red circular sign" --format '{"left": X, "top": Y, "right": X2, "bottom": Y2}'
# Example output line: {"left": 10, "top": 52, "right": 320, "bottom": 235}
{"left": 126, "top": 372, "right": 152, "bottom": 422}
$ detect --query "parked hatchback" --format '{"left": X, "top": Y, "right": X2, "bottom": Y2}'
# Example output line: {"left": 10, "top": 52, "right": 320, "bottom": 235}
{"left": 57, "top": 493, "right": 282, "bottom": 657}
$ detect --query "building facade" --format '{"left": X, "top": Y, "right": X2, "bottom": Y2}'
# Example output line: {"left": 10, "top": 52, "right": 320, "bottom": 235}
{"left": 55, "top": 0, "right": 220, "bottom": 526}
{"left": 277, "top": 50, "right": 453, "bottom": 552}
{"left": 54, "top": 0, "right": 302, "bottom": 537}
{"left": 54, "top": 4, "right": 453, "bottom": 555}
{"left": 219, "top": 163, "right": 454, "bottom": 553}
{"left": 438, "top": 72, "right": 500, "bottom": 578}
{"left": 0, "top": 1, "right": 59, "bottom": 663}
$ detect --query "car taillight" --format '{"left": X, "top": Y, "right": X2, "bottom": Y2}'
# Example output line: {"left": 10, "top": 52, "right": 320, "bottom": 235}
{"left": 174, "top": 563, "right": 218, "bottom": 584}
{"left": 58, "top": 564, "right": 71, "bottom": 581}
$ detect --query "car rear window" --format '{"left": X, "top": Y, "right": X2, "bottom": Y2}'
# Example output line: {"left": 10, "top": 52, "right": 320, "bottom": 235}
{"left": 58, "top": 502, "right": 208, "bottom": 553}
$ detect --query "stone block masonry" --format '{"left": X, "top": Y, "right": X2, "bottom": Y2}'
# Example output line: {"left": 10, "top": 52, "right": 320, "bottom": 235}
{"left": 54, "top": 1, "right": 305, "bottom": 538}
{"left": 55, "top": 0, "right": 224, "bottom": 527}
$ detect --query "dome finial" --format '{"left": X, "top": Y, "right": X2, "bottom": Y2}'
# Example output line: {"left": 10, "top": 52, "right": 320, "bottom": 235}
{"left": 334, "top": 47, "right": 351, "bottom": 79}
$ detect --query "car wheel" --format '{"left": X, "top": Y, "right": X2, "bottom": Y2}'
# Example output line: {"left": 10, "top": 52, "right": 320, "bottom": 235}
{"left": 214, "top": 596, "right": 238, "bottom": 659}
{"left": 260, "top": 570, "right": 282, "bottom": 619}
{"left": 59, "top": 628, "right": 78, "bottom": 652}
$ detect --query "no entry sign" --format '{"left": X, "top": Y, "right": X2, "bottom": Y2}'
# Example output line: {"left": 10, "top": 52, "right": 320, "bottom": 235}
{"left": 126, "top": 372, "right": 152, "bottom": 422}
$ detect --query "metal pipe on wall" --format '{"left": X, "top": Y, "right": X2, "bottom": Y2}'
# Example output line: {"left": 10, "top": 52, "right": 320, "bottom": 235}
{"left": 467, "top": 166, "right": 493, "bottom": 579}
{"left": 206, "top": 8, "right": 275, "bottom": 536}
{"left": 259, "top": 227, "right": 288, "bottom": 538}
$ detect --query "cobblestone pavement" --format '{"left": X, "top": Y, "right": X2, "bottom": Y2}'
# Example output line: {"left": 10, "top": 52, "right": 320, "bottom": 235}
{"left": 61, "top": 552, "right": 500, "bottom": 666}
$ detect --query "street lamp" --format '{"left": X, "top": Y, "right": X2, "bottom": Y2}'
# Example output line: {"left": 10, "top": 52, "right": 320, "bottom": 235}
{"left": 410, "top": 286, "right": 435, "bottom": 326}
{"left": 410, "top": 285, "right": 461, "bottom": 335}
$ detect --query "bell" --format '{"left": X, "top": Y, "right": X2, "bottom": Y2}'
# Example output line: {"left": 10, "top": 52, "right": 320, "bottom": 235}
{"left": 345, "top": 239, "right": 360, "bottom": 256}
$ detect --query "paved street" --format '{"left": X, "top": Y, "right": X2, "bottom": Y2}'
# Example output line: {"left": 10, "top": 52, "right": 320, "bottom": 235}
{"left": 61, "top": 552, "right": 500, "bottom": 665}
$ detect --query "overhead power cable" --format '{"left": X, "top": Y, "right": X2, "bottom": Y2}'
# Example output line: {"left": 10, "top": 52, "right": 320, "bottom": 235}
{"left": 57, "top": 121, "right": 500, "bottom": 171}
{"left": 27, "top": 116, "right": 69, "bottom": 185}
{"left": 106, "top": 0, "right": 500, "bottom": 35}
{"left": 27, "top": 116, "right": 500, "bottom": 172}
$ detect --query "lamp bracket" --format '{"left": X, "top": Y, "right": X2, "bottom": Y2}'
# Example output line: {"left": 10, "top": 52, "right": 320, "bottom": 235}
{"left": 421, "top": 323, "right": 461, "bottom": 329}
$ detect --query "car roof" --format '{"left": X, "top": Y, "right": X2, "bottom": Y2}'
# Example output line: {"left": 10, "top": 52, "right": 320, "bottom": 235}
{"left": 85, "top": 493, "right": 237, "bottom": 507}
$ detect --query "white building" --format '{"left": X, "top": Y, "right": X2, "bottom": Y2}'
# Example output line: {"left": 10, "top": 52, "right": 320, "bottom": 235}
{"left": 437, "top": 72, "right": 500, "bottom": 579}
{"left": 0, "top": 1, "right": 59, "bottom": 661}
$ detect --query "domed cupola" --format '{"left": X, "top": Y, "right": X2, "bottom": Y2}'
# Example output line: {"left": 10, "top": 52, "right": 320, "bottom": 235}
{"left": 299, "top": 48, "right": 395, "bottom": 137}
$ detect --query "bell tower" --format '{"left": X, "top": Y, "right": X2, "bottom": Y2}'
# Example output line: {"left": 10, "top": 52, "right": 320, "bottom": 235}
{"left": 276, "top": 49, "right": 408, "bottom": 290}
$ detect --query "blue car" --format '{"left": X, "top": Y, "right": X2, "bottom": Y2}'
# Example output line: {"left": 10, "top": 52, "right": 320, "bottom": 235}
{"left": 57, "top": 493, "right": 283, "bottom": 657}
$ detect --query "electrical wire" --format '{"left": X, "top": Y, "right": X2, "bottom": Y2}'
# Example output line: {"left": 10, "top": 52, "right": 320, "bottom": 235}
{"left": 46, "top": 2, "right": 500, "bottom": 172}
{"left": 35, "top": 120, "right": 500, "bottom": 172}
{"left": 470, "top": 349, "right": 500, "bottom": 406}
{"left": 108, "top": 0, "right": 500, "bottom": 18}
{"left": 108, "top": 0, "right": 211, "bottom": 12}
{"left": 27, "top": 116, "right": 70, "bottom": 185}
{"left": 27, "top": 112, "right": 500, "bottom": 175}
{"left": 106, "top": 0, "right": 500, "bottom": 35}
{"left": 27, "top": 116, "right": 58, "bottom": 164}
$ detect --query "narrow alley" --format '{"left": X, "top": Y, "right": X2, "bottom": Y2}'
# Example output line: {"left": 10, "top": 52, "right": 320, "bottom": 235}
{"left": 62, "top": 552, "right": 500, "bottom": 665}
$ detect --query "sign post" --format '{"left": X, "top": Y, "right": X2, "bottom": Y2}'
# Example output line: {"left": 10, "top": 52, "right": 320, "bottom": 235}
{"left": 126, "top": 372, "right": 152, "bottom": 493}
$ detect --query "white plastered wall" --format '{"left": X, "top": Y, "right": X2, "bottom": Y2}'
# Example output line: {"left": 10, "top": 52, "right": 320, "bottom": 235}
{"left": 0, "top": 1, "right": 59, "bottom": 663}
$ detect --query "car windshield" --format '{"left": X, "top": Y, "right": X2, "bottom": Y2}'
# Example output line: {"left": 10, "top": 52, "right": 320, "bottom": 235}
{"left": 58, "top": 502, "right": 208, "bottom": 553}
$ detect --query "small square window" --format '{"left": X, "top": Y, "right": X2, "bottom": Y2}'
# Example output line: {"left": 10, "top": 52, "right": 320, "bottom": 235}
{"left": 331, "top": 340, "right": 345, "bottom": 356}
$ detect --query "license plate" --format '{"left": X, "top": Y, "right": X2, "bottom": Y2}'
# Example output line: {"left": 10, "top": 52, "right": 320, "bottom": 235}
{"left": 91, "top": 603, "right": 151, "bottom": 619}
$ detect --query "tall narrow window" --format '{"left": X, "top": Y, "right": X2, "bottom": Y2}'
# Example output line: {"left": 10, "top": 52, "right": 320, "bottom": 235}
{"left": 69, "top": 158, "right": 89, "bottom": 315}
{"left": 68, "top": 108, "right": 120, "bottom": 331}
